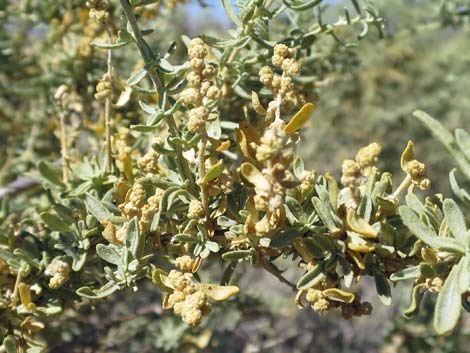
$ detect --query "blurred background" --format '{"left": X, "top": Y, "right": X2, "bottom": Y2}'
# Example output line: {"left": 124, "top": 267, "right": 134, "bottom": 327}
{"left": 1, "top": 0, "right": 469, "bottom": 352}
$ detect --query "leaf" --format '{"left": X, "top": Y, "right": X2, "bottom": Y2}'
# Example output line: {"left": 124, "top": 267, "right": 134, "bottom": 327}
{"left": 206, "top": 117, "right": 222, "bottom": 139}
{"left": 126, "top": 217, "right": 144, "bottom": 258}
{"left": 403, "top": 283, "right": 428, "bottom": 319}
{"left": 3, "top": 336, "right": 16, "bottom": 353}
{"left": 53, "top": 204, "right": 75, "bottom": 224}
{"left": 202, "top": 160, "right": 225, "bottom": 184}
{"left": 399, "top": 206, "right": 466, "bottom": 254}
{"left": 325, "top": 173, "right": 339, "bottom": 211}
{"left": 152, "top": 269, "right": 173, "bottom": 292}
{"left": 40, "top": 212, "right": 71, "bottom": 232}
{"left": 414, "top": 110, "right": 470, "bottom": 179}
{"left": 37, "top": 161, "right": 65, "bottom": 188}
{"left": 449, "top": 169, "right": 470, "bottom": 205}
{"left": 240, "top": 163, "right": 270, "bottom": 191}
{"left": 297, "top": 255, "right": 337, "bottom": 290}
{"left": 76, "top": 283, "right": 119, "bottom": 299}
{"left": 455, "top": 128, "right": 470, "bottom": 159}
{"left": 346, "top": 208, "right": 377, "bottom": 239}
{"left": 127, "top": 67, "right": 148, "bottom": 87}
{"left": 199, "top": 283, "right": 239, "bottom": 301}
{"left": 205, "top": 240, "right": 220, "bottom": 253}
{"left": 271, "top": 227, "right": 306, "bottom": 248}
{"left": 293, "top": 156, "right": 305, "bottom": 179}
{"left": 200, "top": 34, "right": 249, "bottom": 48}
{"left": 400, "top": 140, "right": 415, "bottom": 171}
{"left": 374, "top": 272, "right": 392, "bottom": 306}
{"left": 434, "top": 258, "right": 465, "bottom": 335}
{"left": 284, "top": 103, "right": 315, "bottom": 133}
{"left": 443, "top": 199, "right": 468, "bottom": 245}
{"left": 390, "top": 266, "right": 421, "bottom": 282}
{"left": 115, "top": 86, "right": 133, "bottom": 108}
{"left": 251, "top": 91, "right": 266, "bottom": 115}
{"left": 96, "top": 244, "right": 121, "bottom": 265}
{"left": 85, "top": 193, "right": 111, "bottom": 222}
{"left": 282, "top": 0, "right": 323, "bottom": 11}
{"left": 72, "top": 250, "right": 87, "bottom": 271}
{"left": 347, "top": 231, "right": 376, "bottom": 253}
{"left": 217, "top": 216, "right": 237, "bottom": 228}
{"left": 312, "top": 197, "right": 340, "bottom": 234}
{"left": 221, "top": 0, "right": 241, "bottom": 25}
{"left": 222, "top": 249, "right": 253, "bottom": 261}
{"left": 90, "top": 41, "right": 129, "bottom": 49}
{"left": 323, "top": 288, "right": 355, "bottom": 303}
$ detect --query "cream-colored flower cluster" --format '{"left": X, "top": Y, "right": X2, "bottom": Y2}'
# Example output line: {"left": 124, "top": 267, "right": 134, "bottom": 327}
{"left": 118, "top": 183, "right": 164, "bottom": 235}
{"left": 305, "top": 288, "right": 372, "bottom": 319}
{"left": 174, "top": 255, "right": 196, "bottom": 273}
{"left": 404, "top": 159, "right": 431, "bottom": 190}
{"left": 54, "top": 84, "right": 83, "bottom": 113}
{"left": 44, "top": 258, "right": 71, "bottom": 289}
{"left": 180, "top": 38, "right": 220, "bottom": 133}
{"left": 341, "top": 142, "right": 382, "bottom": 188}
{"left": 242, "top": 120, "right": 298, "bottom": 237}
{"left": 259, "top": 44, "right": 307, "bottom": 122}
{"left": 95, "top": 74, "right": 112, "bottom": 103}
{"left": 187, "top": 199, "right": 205, "bottom": 219}
{"left": 103, "top": 183, "right": 164, "bottom": 243}
{"left": 164, "top": 269, "right": 212, "bottom": 327}
{"left": 86, "top": 0, "right": 110, "bottom": 24}
{"left": 113, "top": 128, "right": 134, "bottom": 177}
{"left": 137, "top": 149, "right": 160, "bottom": 177}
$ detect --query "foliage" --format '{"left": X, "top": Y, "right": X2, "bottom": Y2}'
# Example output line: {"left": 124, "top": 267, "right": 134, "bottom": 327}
{"left": 0, "top": 0, "right": 469, "bottom": 352}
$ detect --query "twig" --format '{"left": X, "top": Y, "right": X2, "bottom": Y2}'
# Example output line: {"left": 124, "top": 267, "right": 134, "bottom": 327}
{"left": 198, "top": 131, "right": 208, "bottom": 213}
{"left": 0, "top": 176, "right": 38, "bottom": 201}
{"left": 119, "top": 0, "right": 196, "bottom": 194}
{"left": 59, "top": 111, "right": 69, "bottom": 183}
{"left": 104, "top": 27, "right": 114, "bottom": 174}
{"left": 260, "top": 259, "right": 297, "bottom": 292}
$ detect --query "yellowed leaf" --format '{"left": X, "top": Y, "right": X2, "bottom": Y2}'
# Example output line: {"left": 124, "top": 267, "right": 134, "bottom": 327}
{"left": 347, "top": 250, "right": 365, "bottom": 270}
{"left": 346, "top": 208, "right": 378, "bottom": 238}
{"left": 199, "top": 283, "right": 240, "bottom": 301}
{"left": 284, "top": 103, "right": 315, "bottom": 134}
{"left": 323, "top": 288, "right": 355, "bottom": 303}
{"left": 347, "top": 231, "right": 376, "bottom": 253}
{"left": 216, "top": 140, "right": 231, "bottom": 152}
{"left": 240, "top": 163, "right": 270, "bottom": 191}
{"left": 251, "top": 91, "right": 266, "bottom": 115}
{"left": 400, "top": 140, "right": 415, "bottom": 172}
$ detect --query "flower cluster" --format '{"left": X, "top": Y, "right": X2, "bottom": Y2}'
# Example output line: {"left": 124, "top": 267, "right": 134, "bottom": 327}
{"left": 305, "top": 288, "right": 372, "bottom": 319}
{"left": 242, "top": 120, "right": 298, "bottom": 237}
{"left": 86, "top": 0, "right": 110, "bottom": 24}
{"left": 113, "top": 183, "right": 164, "bottom": 237}
{"left": 163, "top": 269, "right": 212, "bottom": 327}
{"left": 44, "top": 258, "right": 71, "bottom": 289}
{"left": 258, "top": 44, "right": 307, "bottom": 122}
{"left": 113, "top": 128, "right": 134, "bottom": 178}
{"left": 94, "top": 74, "right": 112, "bottom": 103}
{"left": 404, "top": 159, "right": 431, "bottom": 190}
{"left": 180, "top": 38, "right": 220, "bottom": 133}
{"left": 137, "top": 149, "right": 160, "bottom": 177}
{"left": 341, "top": 142, "right": 382, "bottom": 188}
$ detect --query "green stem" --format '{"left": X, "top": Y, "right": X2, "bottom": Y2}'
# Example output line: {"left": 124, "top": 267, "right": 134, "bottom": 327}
{"left": 198, "top": 131, "right": 208, "bottom": 213}
{"left": 105, "top": 27, "right": 114, "bottom": 174}
{"left": 119, "top": 0, "right": 196, "bottom": 194}
{"left": 392, "top": 174, "right": 412, "bottom": 198}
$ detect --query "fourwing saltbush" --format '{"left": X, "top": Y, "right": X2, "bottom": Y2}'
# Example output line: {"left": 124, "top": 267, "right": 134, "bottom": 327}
{"left": 0, "top": 0, "right": 469, "bottom": 351}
